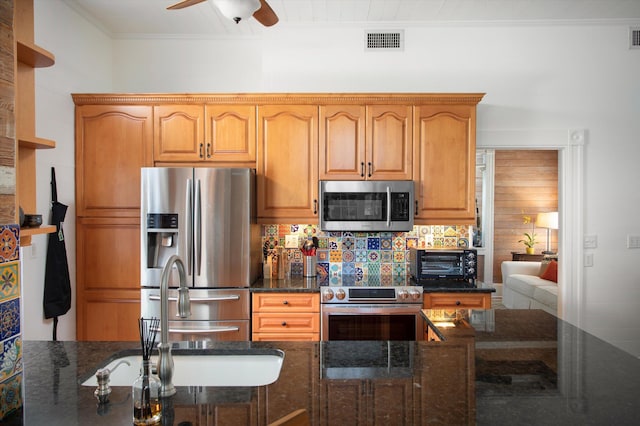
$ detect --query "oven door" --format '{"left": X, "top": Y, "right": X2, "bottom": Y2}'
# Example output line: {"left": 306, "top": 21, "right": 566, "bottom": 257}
{"left": 321, "top": 304, "right": 423, "bottom": 341}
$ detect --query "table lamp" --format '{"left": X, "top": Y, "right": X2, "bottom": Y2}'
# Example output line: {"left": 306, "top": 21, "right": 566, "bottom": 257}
{"left": 536, "top": 212, "right": 558, "bottom": 254}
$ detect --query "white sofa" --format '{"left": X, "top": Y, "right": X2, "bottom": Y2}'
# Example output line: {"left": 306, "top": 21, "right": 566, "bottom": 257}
{"left": 501, "top": 261, "right": 557, "bottom": 316}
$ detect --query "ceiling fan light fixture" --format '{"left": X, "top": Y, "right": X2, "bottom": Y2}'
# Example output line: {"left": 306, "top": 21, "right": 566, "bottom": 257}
{"left": 211, "top": 0, "right": 261, "bottom": 23}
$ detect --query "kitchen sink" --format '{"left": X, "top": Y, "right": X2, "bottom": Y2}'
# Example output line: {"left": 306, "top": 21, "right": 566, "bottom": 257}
{"left": 81, "top": 348, "right": 285, "bottom": 387}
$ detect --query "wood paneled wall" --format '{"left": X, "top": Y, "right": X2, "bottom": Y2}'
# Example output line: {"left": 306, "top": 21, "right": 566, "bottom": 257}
{"left": 0, "top": 1, "right": 15, "bottom": 224}
{"left": 493, "top": 150, "right": 558, "bottom": 282}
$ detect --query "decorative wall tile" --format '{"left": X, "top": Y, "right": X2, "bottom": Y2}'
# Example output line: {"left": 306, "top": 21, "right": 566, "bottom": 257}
{"left": 0, "top": 263, "right": 19, "bottom": 299}
{"left": 0, "top": 226, "right": 19, "bottom": 263}
{"left": 260, "top": 224, "right": 472, "bottom": 279}
{"left": 0, "top": 373, "right": 21, "bottom": 420}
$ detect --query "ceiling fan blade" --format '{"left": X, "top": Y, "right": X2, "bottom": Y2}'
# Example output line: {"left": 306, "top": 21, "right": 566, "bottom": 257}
{"left": 253, "top": 0, "right": 279, "bottom": 27}
{"left": 167, "top": 0, "right": 207, "bottom": 10}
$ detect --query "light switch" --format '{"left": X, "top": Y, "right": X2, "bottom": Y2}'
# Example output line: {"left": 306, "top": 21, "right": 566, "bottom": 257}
{"left": 584, "top": 235, "right": 597, "bottom": 249}
{"left": 627, "top": 235, "right": 640, "bottom": 249}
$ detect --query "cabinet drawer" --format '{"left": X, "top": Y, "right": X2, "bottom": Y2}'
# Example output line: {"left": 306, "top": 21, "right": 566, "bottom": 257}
{"left": 423, "top": 293, "right": 491, "bottom": 309}
{"left": 252, "top": 293, "right": 320, "bottom": 313}
{"left": 252, "top": 333, "right": 319, "bottom": 342}
{"left": 252, "top": 313, "right": 320, "bottom": 333}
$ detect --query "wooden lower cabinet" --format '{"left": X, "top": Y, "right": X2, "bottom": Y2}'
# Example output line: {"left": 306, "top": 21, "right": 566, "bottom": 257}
{"left": 259, "top": 344, "right": 319, "bottom": 425}
{"left": 172, "top": 397, "right": 259, "bottom": 426}
{"left": 76, "top": 218, "right": 141, "bottom": 341}
{"left": 423, "top": 292, "right": 492, "bottom": 309}
{"left": 414, "top": 342, "right": 475, "bottom": 426}
{"left": 252, "top": 293, "right": 320, "bottom": 341}
{"left": 320, "top": 378, "right": 414, "bottom": 426}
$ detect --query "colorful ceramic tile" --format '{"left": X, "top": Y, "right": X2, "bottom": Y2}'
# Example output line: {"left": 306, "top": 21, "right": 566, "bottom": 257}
{"left": 329, "top": 250, "right": 342, "bottom": 263}
{"left": 0, "top": 262, "right": 19, "bottom": 299}
{"left": 290, "top": 263, "right": 303, "bottom": 276}
{"left": 393, "top": 251, "right": 406, "bottom": 263}
{"left": 0, "top": 226, "right": 19, "bottom": 264}
{"left": 317, "top": 263, "right": 329, "bottom": 279}
{"left": 264, "top": 225, "right": 278, "bottom": 237}
{"left": 444, "top": 237, "right": 457, "bottom": 247}
{"left": 342, "top": 250, "right": 355, "bottom": 263}
{"left": 329, "top": 263, "right": 342, "bottom": 277}
{"left": 367, "top": 250, "right": 380, "bottom": 263}
{"left": 354, "top": 232, "right": 368, "bottom": 238}
{"left": 0, "top": 373, "right": 22, "bottom": 420}
{"left": 393, "top": 263, "right": 406, "bottom": 276}
{"left": 406, "top": 238, "right": 418, "bottom": 249}
{"left": 342, "top": 263, "right": 355, "bottom": 275}
{"left": 328, "top": 238, "right": 340, "bottom": 251}
{"left": 0, "top": 336, "right": 22, "bottom": 382}
{"left": 0, "top": 298, "right": 20, "bottom": 341}
{"left": 317, "top": 237, "right": 328, "bottom": 249}
{"left": 342, "top": 237, "right": 354, "bottom": 250}
{"left": 316, "top": 249, "right": 329, "bottom": 262}
{"left": 381, "top": 263, "right": 393, "bottom": 275}
{"left": 355, "top": 250, "right": 368, "bottom": 263}
{"left": 380, "top": 251, "right": 393, "bottom": 263}
{"left": 367, "top": 237, "right": 380, "bottom": 250}
{"left": 458, "top": 238, "right": 469, "bottom": 248}
{"left": 355, "top": 266, "right": 364, "bottom": 280}
{"left": 367, "top": 262, "right": 380, "bottom": 276}
{"left": 380, "top": 237, "right": 392, "bottom": 250}
{"left": 393, "top": 237, "right": 405, "bottom": 251}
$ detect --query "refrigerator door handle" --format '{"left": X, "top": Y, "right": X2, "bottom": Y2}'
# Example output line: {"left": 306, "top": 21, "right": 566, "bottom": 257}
{"left": 186, "top": 178, "right": 193, "bottom": 276}
{"left": 194, "top": 179, "right": 203, "bottom": 276}
{"left": 148, "top": 295, "right": 240, "bottom": 302}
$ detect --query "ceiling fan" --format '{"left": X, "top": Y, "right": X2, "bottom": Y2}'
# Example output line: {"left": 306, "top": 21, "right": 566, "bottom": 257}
{"left": 167, "top": 0, "right": 279, "bottom": 26}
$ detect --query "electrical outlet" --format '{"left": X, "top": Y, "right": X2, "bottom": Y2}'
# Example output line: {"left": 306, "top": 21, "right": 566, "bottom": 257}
{"left": 31, "top": 241, "right": 38, "bottom": 258}
{"left": 285, "top": 234, "right": 299, "bottom": 249}
{"left": 627, "top": 235, "right": 640, "bottom": 249}
{"left": 584, "top": 253, "right": 594, "bottom": 267}
{"left": 584, "top": 235, "right": 597, "bottom": 249}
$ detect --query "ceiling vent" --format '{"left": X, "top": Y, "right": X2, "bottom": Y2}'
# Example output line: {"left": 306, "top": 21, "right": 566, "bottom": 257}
{"left": 365, "top": 30, "right": 404, "bottom": 51}
{"left": 630, "top": 27, "right": 640, "bottom": 49}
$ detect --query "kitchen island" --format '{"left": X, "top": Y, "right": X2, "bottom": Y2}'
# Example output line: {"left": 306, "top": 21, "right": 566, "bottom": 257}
{"left": 6, "top": 310, "right": 640, "bottom": 425}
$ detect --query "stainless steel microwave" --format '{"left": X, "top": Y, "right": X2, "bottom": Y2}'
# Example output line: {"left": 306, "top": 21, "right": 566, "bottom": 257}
{"left": 319, "top": 180, "right": 414, "bottom": 232}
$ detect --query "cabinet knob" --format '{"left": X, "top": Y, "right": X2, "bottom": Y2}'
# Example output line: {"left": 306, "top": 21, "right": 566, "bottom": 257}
{"left": 199, "top": 143, "right": 204, "bottom": 158}
{"left": 313, "top": 199, "right": 318, "bottom": 215}
{"left": 282, "top": 300, "right": 288, "bottom": 305}
{"left": 206, "top": 143, "right": 211, "bottom": 158}
{"left": 360, "top": 162, "right": 365, "bottom": 178}
{"left": 367, "top": 162, "right": 372, "bottom": 178}
{"left": 281, "top": 321, "right": 287, "bottom": 327}
{"left": 455, "top": 300, "right": 461, "bottom": 306}
{"left": 415, "top": 200, "right": 419, "bottom": 216}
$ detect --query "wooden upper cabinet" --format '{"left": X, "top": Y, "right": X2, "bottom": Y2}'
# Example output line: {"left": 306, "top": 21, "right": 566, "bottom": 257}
{"left": 366, "top": 105, "right": 413, "bottom": 180}
{"left": 319, "top": 105, "right": 412, "bottom": 180}
{"left": 206, "top": 105, "right": 256, "bottom": 164}
{"left": 319, "top": 105, "right": 366, "bottom": 179}
{"left": 153, "top": 104, "right": 256, "bottom": 164}
{"left": 413, "top": 105, "right": 476, "bottom": 224}
{"left": 153, "top": 105, "right": 204, "bottom": 162}
{"left": 75, "top": 105, "right": 153, "bottom": 217}
{"left": 257, "top": 105, "right": 318, "bottom": 221}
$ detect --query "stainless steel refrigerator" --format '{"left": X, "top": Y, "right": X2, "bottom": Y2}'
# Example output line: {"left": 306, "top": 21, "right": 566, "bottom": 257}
{"left": 140, "top": 167, "right": 260, "bottom": 342}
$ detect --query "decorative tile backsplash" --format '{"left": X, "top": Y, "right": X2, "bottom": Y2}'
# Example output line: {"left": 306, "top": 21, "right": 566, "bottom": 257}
{"left": 261, "top": 224, "right": 472, "bottom": 280}
{"left": 0, "top": 224, "right": 21, "bottom": 420}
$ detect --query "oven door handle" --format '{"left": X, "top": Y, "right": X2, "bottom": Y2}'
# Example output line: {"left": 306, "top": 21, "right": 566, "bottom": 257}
{"left": 152, "top": 326, "right": 240, "bottom": 334}
{"left": 148, "top": 295, "right": 240, "bottom": 302}
{"left": 321, "top": 304, "right": 422, "bottom": 314}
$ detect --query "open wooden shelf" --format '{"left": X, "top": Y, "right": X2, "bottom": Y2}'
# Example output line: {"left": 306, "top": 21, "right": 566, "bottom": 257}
{"left": 18, "top": 135, "right": 55, "bottom": 149}
{"left": 20, "top": 225, "right": 56, "bottom": 247}
{"left": 16, "top": 41, "right": 55, "bottom": 68}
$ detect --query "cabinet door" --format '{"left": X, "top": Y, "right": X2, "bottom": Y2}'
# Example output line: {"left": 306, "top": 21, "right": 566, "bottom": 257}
{"left": 154, "top": 105, "right": 204, "bottom": 162}
{"left": 205, "top": 105, "right": 256, "bottom": 165}
{"left": 370, "top": 379, "right": 414, "bottom": 425}
{"left": 75, "top": 105, "right": 152, "bottom": 217}
{"left": 366, "top": 105, "right": 413, "bottom": 180}
{"left": 319, "top": 105, "right": 366, "bottom": 180}
{"left": 257, "top": 105, "right": 318, "bottom": 221}
{"left": 76, "top": 218, "right": 141, "bottom": 341}
{"left": 414, "top": 105, "right": 476, "bottom": 223}
{"left": 320, "top": 380, "right": 367, "bottom": 426}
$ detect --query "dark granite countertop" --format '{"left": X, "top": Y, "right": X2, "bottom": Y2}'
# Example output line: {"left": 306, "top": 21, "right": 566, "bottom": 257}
{"left": 6, "top": 310, "right": 640, "bottom": 425}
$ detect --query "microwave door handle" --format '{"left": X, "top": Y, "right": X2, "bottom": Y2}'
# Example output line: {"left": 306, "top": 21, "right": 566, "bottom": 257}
{"left": 386, "top": 186, "right": 392, "bottom": 228}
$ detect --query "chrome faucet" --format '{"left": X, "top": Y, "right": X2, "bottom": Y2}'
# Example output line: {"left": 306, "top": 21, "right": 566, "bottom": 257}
{"left": 157, "top": 255, "right": 191, "bottom": 397}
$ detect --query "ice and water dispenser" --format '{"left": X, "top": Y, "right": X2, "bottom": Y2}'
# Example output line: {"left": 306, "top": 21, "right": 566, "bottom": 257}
{"left": 144, "top": 213, "right": 180, "bottom": 285}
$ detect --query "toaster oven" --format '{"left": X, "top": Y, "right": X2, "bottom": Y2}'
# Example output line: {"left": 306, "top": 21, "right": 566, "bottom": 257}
{"left": 409, "top": 248, "right": 477, "bottom": 286}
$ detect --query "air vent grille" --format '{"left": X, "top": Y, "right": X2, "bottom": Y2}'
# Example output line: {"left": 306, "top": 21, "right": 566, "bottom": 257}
{"left": 630, "top": 27, "right": 640, "bottom": 49}
{"left": 365, "top": 30, "right": 404, "bottom": 51}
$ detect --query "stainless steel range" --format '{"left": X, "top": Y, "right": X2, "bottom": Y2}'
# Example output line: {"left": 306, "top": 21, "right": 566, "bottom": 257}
{"left": 320, "top": 284, "right": 424, "bottom": 341}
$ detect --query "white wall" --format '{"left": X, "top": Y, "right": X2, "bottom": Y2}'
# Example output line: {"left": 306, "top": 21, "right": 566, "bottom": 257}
{"left": 22, "top": 0, "right": 112, "bottom": 341}
{"left": 33, "top": 2, "right": 640, "bottom": 356}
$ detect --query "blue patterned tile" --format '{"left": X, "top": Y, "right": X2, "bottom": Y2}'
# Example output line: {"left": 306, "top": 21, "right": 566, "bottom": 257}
{"left": 0, "top": 299, "right": 20, "bottom": 341}
{"left": 0, "top": 336, "right": 21, "bottom": 382}
{"left": 367, "top": 237, "right": 380, "bottom": 250}
{"left": 0, "top": 372, "right": 22, "bottom": 420}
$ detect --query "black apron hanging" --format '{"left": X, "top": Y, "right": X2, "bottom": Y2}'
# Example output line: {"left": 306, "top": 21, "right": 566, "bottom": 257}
{"left": 43, "top": 167, "right": 71, "bottom": 341}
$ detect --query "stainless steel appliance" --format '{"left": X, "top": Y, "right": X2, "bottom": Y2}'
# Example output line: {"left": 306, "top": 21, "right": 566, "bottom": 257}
{"left": 320, "top": 285, "right": 424, "bottom": 341}
{"left": 319, "top": 180, "right": 414, "bottom": 232}
{"left": 140, "top": 167, "right": 260, "bottom": 342}
{"left": 409, "top": 248, "right": 477, "bottom": 287}
{"left": 321, "top": 341, "right": 414, "bottom": 379}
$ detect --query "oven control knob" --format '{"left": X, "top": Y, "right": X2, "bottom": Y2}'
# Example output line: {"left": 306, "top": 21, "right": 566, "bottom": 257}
{"left": 408, "top": 289, "right": 421, "bottom": 300}
{"left": 335, "top": 288, "right": 346, "bottom": 300}
{"left": 397, "top": 289, "right": 409, "bottom": 300}
{"left": 322, "top": 288, "right": 334, "bottom": 302}
{"left": 468, "top": 267, "right": 475, "bottom": 274}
